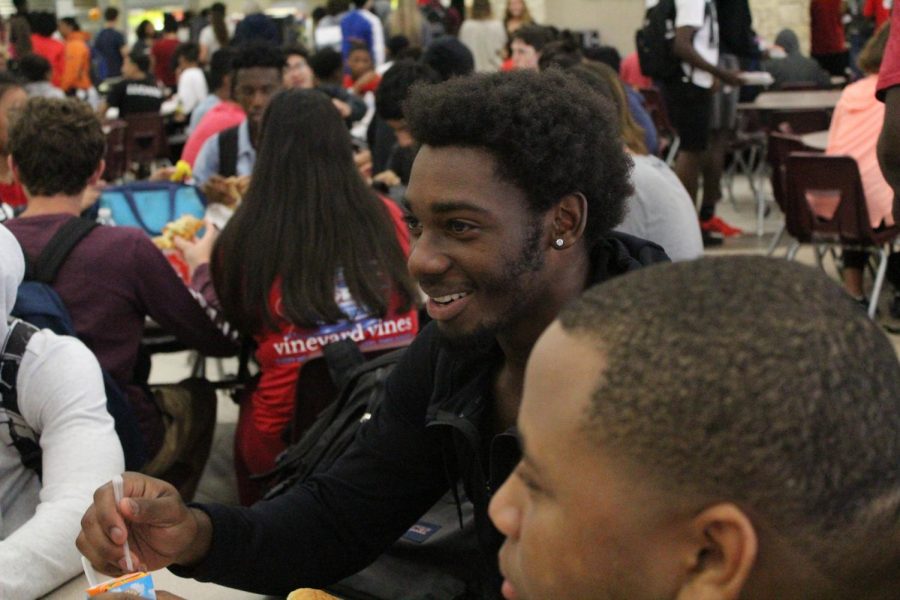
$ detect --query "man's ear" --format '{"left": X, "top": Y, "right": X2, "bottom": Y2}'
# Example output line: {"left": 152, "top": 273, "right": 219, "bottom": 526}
{"left": 676, "top": 503, "right": 758, "bottom": 600}
{"left": 88, "top": 159, "right": 106, "bottom": 187}
{"left": 550, "top": 192, "right": 588, "bottom": 249}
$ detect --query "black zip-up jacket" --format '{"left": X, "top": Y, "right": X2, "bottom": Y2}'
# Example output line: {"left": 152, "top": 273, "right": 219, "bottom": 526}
{"left": 174, "top": 233, "right": 669, "bottom": 596}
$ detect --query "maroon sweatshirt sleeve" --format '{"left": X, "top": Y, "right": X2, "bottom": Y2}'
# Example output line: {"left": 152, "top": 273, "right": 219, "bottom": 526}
{"left": 132, "top": 235, "right": 237, "bottom": 356}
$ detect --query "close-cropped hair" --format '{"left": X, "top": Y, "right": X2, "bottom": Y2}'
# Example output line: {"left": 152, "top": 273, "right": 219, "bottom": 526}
{"left": 211, "top": 89, "right": 416, "bottom": 334}
{"left": 129, "top": 50, "right": 151, "bottom": 74}
{"left": 309, "top": 47, "right": 343, "bottom": 81}
{"left": 509, "top": 24, "right": 555, "bottom": 52}
{"left": 375, "top": 60, "right": 440, "bottom": 121}
{"left": 104, "top": 7, "right": 118, "bottom": 21}
{"left": 537, "top": 37, "right": 583, "bottom": 70}
{"left": 421, "top": 36, "right": 474, "bottom": 81}
{"left": 282, "top": 43, "right": 310, "bottom": 61}
{"left": 208, "top": 47, "right": 235, "bottom": 90}
{"left": 559, "top": 256, "right": 900, "bottom": 597}
{"left": 9, "top": 98, "right": 105, "bottom": 197}
{"left": 174, "top": 42, "right": 200, "bottom": 64}
{"left": 404, "top": 70, "right": 631, "bottom": 241}
{"left": 567, "top": 62, "right": 646, "bottom": 155}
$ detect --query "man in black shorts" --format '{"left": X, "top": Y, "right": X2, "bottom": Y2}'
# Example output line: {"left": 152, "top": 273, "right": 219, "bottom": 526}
{"left": 657, "top": 0, "right": 741, "bottom": 246}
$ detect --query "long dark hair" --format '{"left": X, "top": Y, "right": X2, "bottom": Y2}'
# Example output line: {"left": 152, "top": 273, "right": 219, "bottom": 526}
{"left": 212, "top": 89, "right": 416, "bottom": 335}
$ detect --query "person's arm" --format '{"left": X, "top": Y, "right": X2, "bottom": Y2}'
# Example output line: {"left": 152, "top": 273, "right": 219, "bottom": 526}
{"left": 79, "top": 325, "right": 449, "bottom": 595}
{"left": 129, "top": 233, "right": 236, "bottom": 356}
{"left": 0, "top": 334, "right": 124, "bottom": 599}
{"left": 877, "top": 86, "right": 900, "bottom": 217}
{"left": 673, "top": 26, "right": 742, "bottom": 86}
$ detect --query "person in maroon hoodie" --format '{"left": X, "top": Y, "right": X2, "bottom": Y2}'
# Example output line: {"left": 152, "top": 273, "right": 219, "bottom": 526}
{"left": 5, "top": 97, "right": 237, "bottom": 461}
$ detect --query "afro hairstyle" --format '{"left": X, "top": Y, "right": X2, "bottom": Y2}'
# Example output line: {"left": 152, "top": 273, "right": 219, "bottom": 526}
{"left": 404, "top": 70, "right": 631, "bottom": 241}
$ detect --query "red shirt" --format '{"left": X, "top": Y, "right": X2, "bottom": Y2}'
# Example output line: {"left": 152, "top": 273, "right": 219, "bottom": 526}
{"left": 810, "top": 0, "right": 846, "bottom": 55}
{"left": 181, "top": 101, "right": 246, "bottom": 166}
{"left": 30, "top": 34, "right": 65, "bottom": 87}
{"left": 620, "top": 51, "right": 653, "bottom": 90}
{"left": 864, "top": 0, "right": 892, "bottom": 27}
{"left": 0, "top": 180, "right": 27, "bottom": 208}
{"left": 251, "top": 198, "right": 418, "bottom": 438}
{"left": 151, "top": 37, "right": 180, "bottom": 88}
{"left": 877, "top": 4, "right": 900, "bottom": 100}
{"left": 343, "top": 73, "right": 381, "bottom": 95}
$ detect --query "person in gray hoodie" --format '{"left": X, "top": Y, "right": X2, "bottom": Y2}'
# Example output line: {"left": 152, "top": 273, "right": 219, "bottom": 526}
{"left": 763, "top": 28, "right": 832, "bottom": 89}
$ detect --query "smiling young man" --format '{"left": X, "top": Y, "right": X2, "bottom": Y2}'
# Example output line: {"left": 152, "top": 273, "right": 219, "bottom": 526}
{"left": 490, "top": 256, "right": 900, "bottom": 600}
{"left": 76, "top": 70, "right": 667, "bottom": 597}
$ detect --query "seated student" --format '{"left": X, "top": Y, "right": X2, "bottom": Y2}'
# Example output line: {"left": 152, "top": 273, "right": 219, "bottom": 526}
{"left": 508, "top": 24, "right": 554, "bottom": 71}
{"left": 182, "top": 89, "right": 420, "bottom": 505}
{"left": 490, "top": 255, "right": 900, "bottom": 600}
{"left": 193, "top": 43, "right": 283, "bottom": 193}
{"left": 371, "top": 60, "right": 440, "bottom": 186}
{"left": 182, "top": 48, "right": 242, "bottom": 165}
{"left": 77, "top": 70, "right": 667, "bottom": 598}
{"left": 309, "top": 46, "right": 368, "bottom": 125}
{"left": 282, "top": 44, "right": 314, "bottom": 90}
{"left": 826, "top": 24, "right": 897, "bottom": 308}
{"left": 0, "top": 224, "right": 124, "bottom": 599}
{"left": 568, "top": 62, "right": 703, "bottom": 262}
{"left": 18, "top": 52, "right": 65, "bottom": 99}
{"left": 343, "top": 41, "right": 381, "bottom": 95}
{"left": 187, "top": 48, "right": 236, "bottom": 135}
{"left": 99, "top": 50, "right": 163, "bottom": 118}
{"left": 4, "top": 98, "right": 236, "bottom": 466}
{"left": 162, "top": 42, "right": 208, "bottom": 118}
{"left": 764, "top": 28, "right": 832, "bottom": 90}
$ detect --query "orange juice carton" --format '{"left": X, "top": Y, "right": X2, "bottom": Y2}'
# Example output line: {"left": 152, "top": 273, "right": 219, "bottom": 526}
{"left": 85, "top": 571, "right": 156, "bottom": 598}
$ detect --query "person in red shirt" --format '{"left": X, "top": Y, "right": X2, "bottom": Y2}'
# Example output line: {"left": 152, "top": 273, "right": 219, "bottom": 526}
{"left": 810, "top": 0, "right": 850, "bottom": 76}
{"left": 29, "top": 12, "right": 64, "bottom": 87}
{"left": 864, "top": 0, "right": 892, "bottom": 28}
{"left": 151, "top": 16, "right": 180, "bottom": 88}
{"left": 343, "top": 41, "right": 381, "bottom": 95}
{"left": 180, "top": 89, "right": 419, "bottom": 504}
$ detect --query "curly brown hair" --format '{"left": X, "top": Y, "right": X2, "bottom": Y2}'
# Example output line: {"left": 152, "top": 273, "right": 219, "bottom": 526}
{"left": 9, "top": 98, "right": 105, "bottom": 197}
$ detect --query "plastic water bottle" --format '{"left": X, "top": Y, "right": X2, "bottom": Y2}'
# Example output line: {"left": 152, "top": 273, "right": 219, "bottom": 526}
{"left": 97, "top": 207, "right": 116, "bottom": 226}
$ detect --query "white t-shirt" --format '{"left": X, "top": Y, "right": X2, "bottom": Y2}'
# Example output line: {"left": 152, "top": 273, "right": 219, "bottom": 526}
{"left": 616, "top": 153, "right": 704, "bottom": 261}
{"left": 674, "top": 0, "right": 719, "bottom": 88}
{"left": 458, "top": 19, "right": 508, "bottom": 73}
{"left": 176, "top": 66, "right": 209, "bottom": 115}
{"left": 0, "top": 329, "right": 124, "bottom": 599}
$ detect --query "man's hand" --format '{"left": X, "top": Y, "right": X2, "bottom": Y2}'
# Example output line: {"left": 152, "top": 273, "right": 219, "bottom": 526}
{"left": 373, "top": 169, "right": 401, "bottom": 187}
{"left": 173, "top": 220, "right": 218, "bottom": 277}
{"left": 332, "top": 98, "right": 352, "bottom": 119}
{"left": 76, "top": 472, "right": 213, "bottom": 577}
{"left": 717, "top": 69, "right": 743, "bottom": 88}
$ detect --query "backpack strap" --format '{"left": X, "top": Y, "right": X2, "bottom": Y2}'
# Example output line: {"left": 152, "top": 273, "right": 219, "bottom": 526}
{"left": 322, "top": 338, "right": 366, "bottom": 391}
{"left": 218, "top": 125, "right": 240, "bottom": 178}
{"left": 0, "top": 318, "right": 43, "bottom": 477}
{"left": 28, "top": 217, "right": 99, "bottom": 284}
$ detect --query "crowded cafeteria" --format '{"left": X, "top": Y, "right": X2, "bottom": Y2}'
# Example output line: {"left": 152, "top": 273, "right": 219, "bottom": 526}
{"left": 0, "top": 0, "right": 899, "bottom": 598}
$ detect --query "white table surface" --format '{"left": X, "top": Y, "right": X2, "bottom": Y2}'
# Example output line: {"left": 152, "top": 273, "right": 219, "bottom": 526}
{"left": 44, "top": 568, "right": 276, "bottom": 600}
{"left": 799, "top": 130, "right": 830, "bottom": 151}
{"left": 738, "top": 89, "right": 842, "bottom": 111}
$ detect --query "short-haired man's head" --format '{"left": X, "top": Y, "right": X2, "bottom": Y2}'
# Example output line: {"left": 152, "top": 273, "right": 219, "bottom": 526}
{"left": 375, "top": 60, "right": 440, "bottom": 121}
{"left": 231, "top": 42, "right": 285, "bottom": 89}
{"left": 558, "top": 256, "right": 900, "bottom": 595}
{"left": 16, "top": 53, "right": 52, "bottom": 83}
{"left": 30, "top": 11, "right": 57, "bottom": 37}
{"left": 127, "top": 50, "right": 151, "bottom": 75}
{"left": 9, "top": 98, "right": 105, "bottom": 197}
{"left": 103, "top": 6, "right": 118, "bottom": 22}
{"left": 309, "top": 47, "right": 343, "bottom": 82}
{"left": 405, "top": 70, "right": 630, "bottom": 241}
{"left": 174, "top": 42, "right": 200, "bottom": 65}
{"left": 209, "top": 47, "right": 236, "bottom": 91}
{"left": 538, "top": 37, "right": 582, "bottom": 71}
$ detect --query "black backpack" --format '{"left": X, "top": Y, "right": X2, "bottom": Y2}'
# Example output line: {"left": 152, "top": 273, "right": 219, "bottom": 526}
{"left": 0, "top": 319, "right": 44, "bottom": 477}
{"left": 10, "top": 218, "right": 147, "bottom": 471}
{"left": 217, "top": 125, "right": 240, "bottom": 179}
{"left": 635, "top": 0, "right": 682, "bottom": 81}
{"left": 257, "top": 339, "right": 484, "bottom": 599}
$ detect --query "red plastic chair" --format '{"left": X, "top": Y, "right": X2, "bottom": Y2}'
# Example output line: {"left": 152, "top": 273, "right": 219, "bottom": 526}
{"left": 764, "top": 132, "right": 812, "bottom": 254}
{"left": 101, "top": 120, "right": 128, "bottom": 183}
{"left": 124, "top": 112, "right": 169, "bottom": 176}
{"left": 783, "top": 152, "right": 899, "bottom": 317}
{"left": 769, "top": 109, "right": 832, "bottom": 135}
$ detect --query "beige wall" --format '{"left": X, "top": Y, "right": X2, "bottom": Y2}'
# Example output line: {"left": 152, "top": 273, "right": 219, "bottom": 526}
{"left": 749, "top": 0, "right": 810, "bottom": 53}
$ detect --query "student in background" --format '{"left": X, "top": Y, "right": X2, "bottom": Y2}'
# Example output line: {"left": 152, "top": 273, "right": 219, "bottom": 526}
{"left": 458, "top": 0, "right": 507, "bottom": 72}
{"left": 198, "top": 2, "right": 233, "bottom": 65}
{"left": 57, "top": 17, "right": 92, "bottom": 96}
{"left": 18, "top": 52, "right": 64, "bottom": 99}
{"left": 99, "top": 51, "right": 163, "bottom": 118}
{"left": 92, "top": 7, "right": 126, "bottom": 79}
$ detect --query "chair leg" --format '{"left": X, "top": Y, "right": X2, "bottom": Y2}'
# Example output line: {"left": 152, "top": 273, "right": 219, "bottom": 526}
{"left": 869, "top": 248, "right": 889, "bottom": 319}
{"left": 786, "top": 241, "right": 801, "bottom": 261}
{"left": 766, "top": 223, "right": 786, "bottom": 256}
{"left": 666, "top": 136, "right": 681, "bottom": 167}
